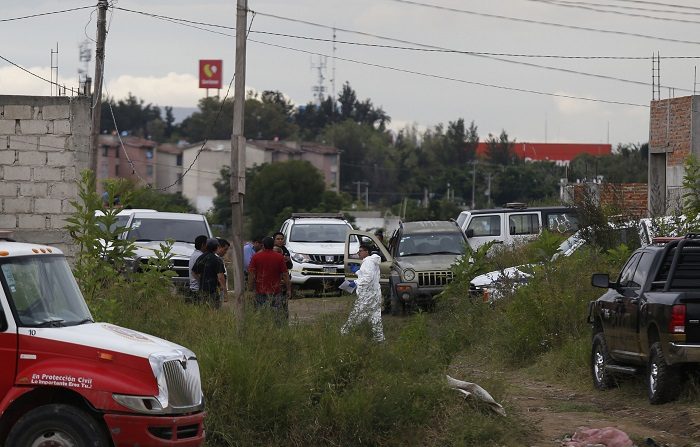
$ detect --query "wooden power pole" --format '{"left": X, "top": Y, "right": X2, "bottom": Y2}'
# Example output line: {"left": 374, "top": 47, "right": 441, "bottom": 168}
{"left": 230, "top": 0, "right": 248, "bottom": 321}
{"left": 90, "top": 0, "right": 108, "bottom": 187}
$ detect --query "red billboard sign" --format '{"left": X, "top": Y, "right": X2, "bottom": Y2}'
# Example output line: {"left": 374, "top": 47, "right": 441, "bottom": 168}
{"left": 199, "top": 59, "right": 223, "bottom": 89}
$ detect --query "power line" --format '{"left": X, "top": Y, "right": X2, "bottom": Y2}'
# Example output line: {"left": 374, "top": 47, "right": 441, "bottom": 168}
{"left": 543, "top": 0, "right": 700, "bottom": 15}
{"left": 0, "top": 5, "right": 94, "bottom": 22}
{"left": 249, "top": 38, "right": 648, "bottom": 108}
{"left": 0, "top": 53, "right": 81, "bottom": 94}
{"left": 384, "top": 0, "right": 700, "bottom": 46}
{"left": 111, "top": 6, "right": 689, "bottom": 93}
{"left": 605, "top": 0, "right": 700, "bottom": 12}
{"left": 527, "top": 0, "right": 700, "bottom": 24}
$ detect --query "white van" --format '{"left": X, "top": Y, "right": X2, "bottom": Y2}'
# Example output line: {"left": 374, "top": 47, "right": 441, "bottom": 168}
{"left": 456, "top": 203, "right": 578, "bottom": 250}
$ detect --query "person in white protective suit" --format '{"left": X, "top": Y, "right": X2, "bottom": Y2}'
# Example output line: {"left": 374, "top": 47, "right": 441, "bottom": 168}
{"left": 341, "top": 244, "right": 385, "bottom": 342}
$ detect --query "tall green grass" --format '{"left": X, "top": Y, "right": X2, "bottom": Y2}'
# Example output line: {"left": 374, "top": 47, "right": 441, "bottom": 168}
{"left": 91, "top": 284, "right": 527, "bottom": 446}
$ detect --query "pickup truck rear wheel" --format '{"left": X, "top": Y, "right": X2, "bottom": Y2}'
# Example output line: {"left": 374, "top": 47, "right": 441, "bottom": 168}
{"left": 6, "top": 403, "right": 109, "bottom": 447}
{"left": 591, "top": 332, "right": 616, "bottom": 390}
{"left": 648, "top": 341, "right": 681, "bottom": 404}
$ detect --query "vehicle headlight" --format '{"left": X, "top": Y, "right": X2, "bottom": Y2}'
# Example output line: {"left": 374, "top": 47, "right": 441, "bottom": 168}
{"left": 403, "top": 268, "right": 416, "bottom": 281}
{"left": 113, "top": 394, "right": 165, "bottom": 414}
{"left": 291, "top": 252, "right": 310, "bottom": 263}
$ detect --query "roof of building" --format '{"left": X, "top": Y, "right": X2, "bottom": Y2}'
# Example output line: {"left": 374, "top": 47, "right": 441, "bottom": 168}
{"left": 98, "top": 134, "right": 157, "bottom": 148}
{"left": 475, "top": 142, "right": 611, "bottom": 162}
{"left": 182, "top": 139, "right": 339, "bottom": 155}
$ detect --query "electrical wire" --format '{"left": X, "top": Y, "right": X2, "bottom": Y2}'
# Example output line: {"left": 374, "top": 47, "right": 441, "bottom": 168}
{"left": 541, "top": 0, "right": 700, "bottom": 16}
{"left": 249, "top": 38, "right": 648, "bottom": 108}
{"left": 603, "top": 0, "right": 700, "bottom": 12}
{"left": 0, "top": 53, "right": 81, "bottom": 94}
{"left": 111, "top": 6, "right": 690, "bottom": 93}
{"left": 527, "top": 0, "right": 700, "bottom": 24}
{"left": 0, "top": 5, "right": 95, "bottom": 22}
{"left": 384, "top": 0, "right": 700, "bottom": 45}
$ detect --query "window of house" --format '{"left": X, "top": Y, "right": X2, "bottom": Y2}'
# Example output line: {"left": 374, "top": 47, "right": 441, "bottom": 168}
{"left": 176, "top": 154, "right": 183, "bottom": 166}
{"left": 146, "top": 165, "right": 154, "bottom": 176}
{"left": 102, "top": 146, "right": 109, "bottom": 157}
{"left": 145, "top": 149, "right": 153, "bottom": 160}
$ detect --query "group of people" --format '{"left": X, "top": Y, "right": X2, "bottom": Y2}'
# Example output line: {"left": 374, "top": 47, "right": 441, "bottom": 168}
{"left": 188, "top": 235, "right": 230, "bottom": 308}
{"left": 188, "top": 231, "right": 385, "bottom": 341}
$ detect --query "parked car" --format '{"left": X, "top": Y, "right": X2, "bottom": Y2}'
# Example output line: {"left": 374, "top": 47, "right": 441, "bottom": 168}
{"left": 279, "top": 213, "right": 356, "bottom": 292}
{"left": 120, "top": 212, "right": 213, "bottom": 288}
{"left": 587, "top": 234, "right": 700, "bottom": 404}
{"left": 344, "top": 220, "right": 468, "bottom": 314}
{"left": 456, "top": 203, "right": 578, "bottom": 251}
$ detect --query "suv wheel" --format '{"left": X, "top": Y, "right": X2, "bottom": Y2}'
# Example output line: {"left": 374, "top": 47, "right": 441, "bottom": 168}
{"left": 591, "top": 332, "right": 616, "bottom": 390}
{"left": 648, "top": 341, "right": 681, "bottom": 404}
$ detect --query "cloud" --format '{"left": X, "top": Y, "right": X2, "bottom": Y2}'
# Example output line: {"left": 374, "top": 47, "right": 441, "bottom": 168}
{"left": 552, "top": 92, "right": 607, "bottom": 116}
{"left": 1, "top": 66, "right": 81, "bottom": 96}
{"left": 105, "top": 72, "right": 200, "bottom": 107}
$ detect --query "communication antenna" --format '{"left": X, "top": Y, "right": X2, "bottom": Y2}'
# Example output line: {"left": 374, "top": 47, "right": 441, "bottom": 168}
{"left": 78, "top": 39, "right": 92, "bottom": 95}
{"left": 652, "top": 51, "right": 661, "bottom": 101}
{"left": 331, "top": 27, "right": 337, "bottom": 111}
{"left": 311, "top": 55, "right": 327, "bottom": 105}
{"left": 50, "top": 43, "right": 59, "bottom": 96}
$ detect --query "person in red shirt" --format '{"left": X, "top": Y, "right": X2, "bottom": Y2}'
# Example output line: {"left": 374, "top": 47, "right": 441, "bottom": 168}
{"left": 247, "top": 236, "right": 291, "bottom": 320}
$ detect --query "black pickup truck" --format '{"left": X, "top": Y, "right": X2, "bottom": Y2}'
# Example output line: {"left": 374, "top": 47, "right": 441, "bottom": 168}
{"left": 587, "top": 234, "right": 700, "bottom": 404}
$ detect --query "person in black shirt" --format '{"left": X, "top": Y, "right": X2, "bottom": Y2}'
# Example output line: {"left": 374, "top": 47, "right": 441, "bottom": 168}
{"left": 273, "top": 232, "right": 293, "bottom": 270}
{"left": 192, "top": 238, "right": 226, "bottom": 308}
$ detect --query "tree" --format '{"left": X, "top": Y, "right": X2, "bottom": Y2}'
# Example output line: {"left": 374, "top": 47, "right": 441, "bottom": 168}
{"left": 100, "top": 93, "right": 163, "bottom": 140}
{"left": 246, "top": 160, "right": 327, "bottom": 236}
{"left": 485, "top": 130, "right": 517, "bottom": 165}
{"left": 244, "top": 90, "right": 298, "bottom": 140}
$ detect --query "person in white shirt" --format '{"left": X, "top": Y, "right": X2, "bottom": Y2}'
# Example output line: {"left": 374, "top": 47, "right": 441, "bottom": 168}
{"left": 341, "top": 244, "right": 385, "bottom": 342}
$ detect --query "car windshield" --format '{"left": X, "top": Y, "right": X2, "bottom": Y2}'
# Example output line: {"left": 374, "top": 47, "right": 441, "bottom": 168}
{"left": 126, "top": 218, "right": 208, "bottom": 243}
{"left": 290, "top": 223, "right": 351, "bottom": 243}
{"left": 0, "top": 255, "right": 93, "bottom": 327}
{"left": 398, "top": 232, "right": 466, "bottom": 256}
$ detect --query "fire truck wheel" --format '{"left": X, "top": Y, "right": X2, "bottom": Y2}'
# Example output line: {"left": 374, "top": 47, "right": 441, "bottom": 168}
{"left": 6, "top": 403, "right": 109, "bottom": 447}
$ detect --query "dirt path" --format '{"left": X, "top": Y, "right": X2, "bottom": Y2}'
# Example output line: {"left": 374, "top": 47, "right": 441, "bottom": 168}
{"left": 459, "top": 362, "right": 700, "bottom": 447}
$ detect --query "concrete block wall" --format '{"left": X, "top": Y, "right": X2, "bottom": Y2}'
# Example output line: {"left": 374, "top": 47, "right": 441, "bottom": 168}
{"left": 0, "top": 95, "right": 92, "bottom": 256}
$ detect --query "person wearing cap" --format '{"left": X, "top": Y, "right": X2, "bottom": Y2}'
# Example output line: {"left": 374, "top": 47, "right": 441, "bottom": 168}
{"left": 192, "top": 238, "right": 226, "bottom": 308}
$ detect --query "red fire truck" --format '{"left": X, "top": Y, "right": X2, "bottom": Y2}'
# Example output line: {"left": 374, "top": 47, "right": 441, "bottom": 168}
{"left": 0, "top": 240, "right": 205, "bottom": 446}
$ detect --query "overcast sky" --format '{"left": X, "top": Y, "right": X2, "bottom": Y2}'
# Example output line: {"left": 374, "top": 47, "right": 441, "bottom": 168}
{"left": 3, "top": 0, "right": 700, "bottom": 147}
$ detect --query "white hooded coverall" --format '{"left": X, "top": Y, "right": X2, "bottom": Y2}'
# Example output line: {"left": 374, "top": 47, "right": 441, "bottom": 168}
{"left": 341, "top": 253, "right": 385, "bottom": 342}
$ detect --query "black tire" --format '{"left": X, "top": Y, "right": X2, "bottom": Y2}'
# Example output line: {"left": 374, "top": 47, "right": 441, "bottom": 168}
{"left": 591, "top": 332, "right": 616, "bottom": 390}
{"left": 6, "top": 403, "right": 109, "bottom": 447}
{"left": 648, "top": 341, "right": 681, "bottom": 404}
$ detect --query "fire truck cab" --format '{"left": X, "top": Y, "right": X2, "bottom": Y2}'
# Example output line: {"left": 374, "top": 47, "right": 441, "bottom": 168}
{"left": 0, "top": 239, "right": 205, "bottom": 446}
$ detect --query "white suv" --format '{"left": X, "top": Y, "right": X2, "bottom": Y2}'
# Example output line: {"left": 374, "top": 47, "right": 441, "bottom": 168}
{"left": 279, "top": 213, "right": 356, "bottom": 291}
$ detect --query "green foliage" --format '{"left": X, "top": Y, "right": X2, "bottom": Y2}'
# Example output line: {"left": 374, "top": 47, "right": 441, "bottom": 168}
{"left": 64, "top": 171, "right": 134, "bottom": 307}
{"left": 485, "top": 130, "right": 517, "bottom": 166}
{"left": 683, "top": 155, "right": 700, "bottom": 215}
{"left": 130, "top": 188, "right": 195, "bottom": 213}
{"left": 100, "top": 93, "right": 164, "bottom": 140}
{"left": 568, "top": 143, "right": 648, "bottom": 184}
{"left": 247, "top": 160, "right": 327, "bottom": 236}
{"left": 92, "top": 286, "right": 526, "bottom": 446}
{"left": 67, "top": 171, "right": 178, "bottom": 318}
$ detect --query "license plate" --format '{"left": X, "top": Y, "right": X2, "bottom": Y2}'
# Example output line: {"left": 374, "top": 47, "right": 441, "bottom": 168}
{"left": 324, "top": 267, "right": 336, "bottom": 274}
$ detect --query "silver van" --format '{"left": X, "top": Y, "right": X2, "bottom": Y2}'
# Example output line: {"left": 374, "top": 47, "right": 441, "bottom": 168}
{"left": 456, "top": 203, "right": 578, "bottom": 250}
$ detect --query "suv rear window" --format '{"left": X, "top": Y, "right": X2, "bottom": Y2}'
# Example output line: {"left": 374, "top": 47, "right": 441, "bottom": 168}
{"left": 468, "top": 216, "right": 501, "bottom": 237}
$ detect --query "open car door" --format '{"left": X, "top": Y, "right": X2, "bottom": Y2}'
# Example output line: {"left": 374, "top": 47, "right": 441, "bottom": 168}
{"left": 344, "top": 230, "right": 393, "bottom": 288}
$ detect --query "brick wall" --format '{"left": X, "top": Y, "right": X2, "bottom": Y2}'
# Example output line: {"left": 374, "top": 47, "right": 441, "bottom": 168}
{"left": 0, "top": 95, "right": 91, "bottom": 256}
{"left": 568, "top": 182, "right": 648, "bottom": 218}
{"left": 649, "top": 96, "right": 693, "bottom": 166}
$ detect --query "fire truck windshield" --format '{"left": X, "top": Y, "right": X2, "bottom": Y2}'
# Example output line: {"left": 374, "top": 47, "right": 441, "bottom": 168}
{"left": 0, "top": 255, "right": 93, "bottom": 327}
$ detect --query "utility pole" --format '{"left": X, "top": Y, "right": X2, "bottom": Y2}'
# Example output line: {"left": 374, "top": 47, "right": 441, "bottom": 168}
{"left": 352, "top": 180, "right": 368, "bottom": 204}
{"left": 471, "top": 161, "right": 476, "bottom": 209}
{"left": 90, "top": 0, "right": 108, "bottom": 188}
{"left": 230, "top": 0, "right": 247, "bottom": 321}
